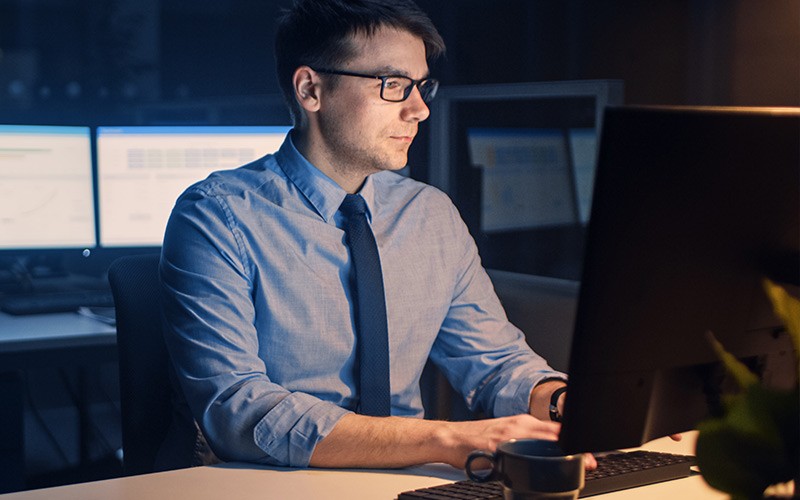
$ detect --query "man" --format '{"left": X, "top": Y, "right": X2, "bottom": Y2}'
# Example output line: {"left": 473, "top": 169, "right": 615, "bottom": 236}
{"left": 160, "top": 0, "right": 574, "bottom": 470}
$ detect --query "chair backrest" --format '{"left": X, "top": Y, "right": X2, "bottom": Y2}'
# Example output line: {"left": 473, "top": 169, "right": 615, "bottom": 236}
{"left": 108, "top": 253, "right": 177, "bottom": 475}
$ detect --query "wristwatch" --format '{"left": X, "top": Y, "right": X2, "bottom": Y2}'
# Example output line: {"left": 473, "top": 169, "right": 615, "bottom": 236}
{"left": 549, "top": 386, "right": 568, "bottom": 422}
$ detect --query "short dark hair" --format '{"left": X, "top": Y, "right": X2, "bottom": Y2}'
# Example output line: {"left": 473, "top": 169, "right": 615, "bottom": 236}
{"left": 275, "top": 0, "right": 446, "bottom": 126}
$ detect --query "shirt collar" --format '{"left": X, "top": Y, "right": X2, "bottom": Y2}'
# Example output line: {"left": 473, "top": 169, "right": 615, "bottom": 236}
{"left": 275, "top": 130, "right": 377, "bottom": 223}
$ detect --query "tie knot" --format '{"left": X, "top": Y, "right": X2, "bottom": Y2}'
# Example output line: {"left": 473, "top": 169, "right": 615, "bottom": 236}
{"left": 339, "top": 194, "right": 368, "bottom": 217}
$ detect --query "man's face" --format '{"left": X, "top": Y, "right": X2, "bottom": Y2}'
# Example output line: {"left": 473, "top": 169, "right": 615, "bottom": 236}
{"left": 316, "top": 26, "right": 431, "bottom": 178}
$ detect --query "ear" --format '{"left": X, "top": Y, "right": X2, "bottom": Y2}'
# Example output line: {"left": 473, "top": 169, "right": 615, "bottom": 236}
{"left": 293, "top": 66, "right": 322, "bottom": 114}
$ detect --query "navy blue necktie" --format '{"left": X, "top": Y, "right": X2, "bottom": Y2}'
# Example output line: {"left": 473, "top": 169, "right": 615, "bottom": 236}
{"left": 339, "top": 194, "right": 391, "bottom": 417}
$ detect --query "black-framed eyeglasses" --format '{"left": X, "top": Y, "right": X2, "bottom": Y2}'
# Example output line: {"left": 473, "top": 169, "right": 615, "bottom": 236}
{"left": 311, "top": 67, "right": 439, "bottom": 103}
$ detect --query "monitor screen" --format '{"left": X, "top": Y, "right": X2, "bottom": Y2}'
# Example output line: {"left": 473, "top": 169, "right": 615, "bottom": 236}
{"left": 96, "top": 125, "right": 291, "bottom": 248}
{"left": 467, "top": 128, "right": 578, "bottom": 232}
{"left": 428, "top": 81, "right": 624, "bottom": 281}
{"left": 559, "top": 106, "right": 799, "bottom": 454}
{"left": 567, "top": 128, "right": 597, "bottom": 225}
{"left": 0, "top": 124, "right": 95, "bottom": 250}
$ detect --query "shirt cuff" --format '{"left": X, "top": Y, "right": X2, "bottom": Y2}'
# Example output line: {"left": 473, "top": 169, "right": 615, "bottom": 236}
{"left": 497, "top": 371, "right": 568, "bottom": 417}
{"left": 253, "top": 391, "right": 352, "bottom": 466}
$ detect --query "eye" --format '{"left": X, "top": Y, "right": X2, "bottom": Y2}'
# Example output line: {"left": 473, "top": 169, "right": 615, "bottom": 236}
{"left": 383, "top": 77, "right": 404, "bottom": 90}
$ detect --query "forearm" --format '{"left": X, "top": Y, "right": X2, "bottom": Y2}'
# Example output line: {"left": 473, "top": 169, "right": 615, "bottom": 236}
{"left": 309, "top": 414, "right": 446, "bottom": 468}
{"left": 309, "top": 412, "right": 561, "bottom": 469}
{"left": 434, "top": 226, "right": 568, "bottom": 418}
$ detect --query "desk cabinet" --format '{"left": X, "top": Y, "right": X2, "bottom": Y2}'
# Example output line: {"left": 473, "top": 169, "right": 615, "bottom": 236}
{"left": 0, "top": 312, "right": 118, "bottom": 493}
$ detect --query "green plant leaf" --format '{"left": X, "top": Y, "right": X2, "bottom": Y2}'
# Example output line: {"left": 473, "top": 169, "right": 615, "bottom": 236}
{"left": 697, "top": 280, "right": 800, "bottom": 499}
{"left": 763, "top": 278, "right": 800, "bottom": 356}
{"left": 696, "top": 385, "right": 799, "bottom": 499}
{"left": 705, "top": 331, "right": 759, "bottom": 389}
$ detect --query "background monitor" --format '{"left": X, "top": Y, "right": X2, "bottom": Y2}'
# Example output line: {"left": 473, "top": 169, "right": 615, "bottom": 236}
{"left": 559, "top": 106, "right": 799, "bottom": 454}
{"left": 467, "top": 128, "right": 578, "bottom": 233}
{"left": 428, "top": 81, "right": 624, "bottom": 282}
{"left": 0, "top": 125, "right": 95, "bottom": 252}
{"left": 567, "top": 128, "right": 598, "bottom": 225}
{"left": 96, "top": 125, "right": 290, "bottom": 248}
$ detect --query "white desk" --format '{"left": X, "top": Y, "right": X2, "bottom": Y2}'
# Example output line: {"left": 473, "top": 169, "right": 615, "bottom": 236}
{"left": 0, "top": 311, "right": 115, "bottom": 360}
{"left": 0, "top": 433, "right": 728, "bottom": 500}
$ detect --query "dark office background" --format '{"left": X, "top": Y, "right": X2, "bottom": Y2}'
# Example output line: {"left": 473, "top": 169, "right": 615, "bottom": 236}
{"left": 1, "top": 0, "right": 798, "bottom": 492}
{"left": 1, "top": 0, "right": 798, "bottom": 125}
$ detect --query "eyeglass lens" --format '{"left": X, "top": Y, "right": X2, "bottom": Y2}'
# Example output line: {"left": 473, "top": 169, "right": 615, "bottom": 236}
{"left": 381, "top": 77, "right": 438, "bottom": 103}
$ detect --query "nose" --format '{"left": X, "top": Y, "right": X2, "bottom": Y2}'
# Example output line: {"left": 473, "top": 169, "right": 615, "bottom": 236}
{"left": 400, "top": 85, "right": 430, "bottom": 123}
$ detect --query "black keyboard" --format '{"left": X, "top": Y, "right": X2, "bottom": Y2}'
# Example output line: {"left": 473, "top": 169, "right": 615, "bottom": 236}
{"left": 398, "top": 450, "right": 695, "bottom": 499}
{"left": 580, "top": 450, "right": 696, "bottom": 496}
{"left": 0, "top": 290, "right": 115, "bottom": 315}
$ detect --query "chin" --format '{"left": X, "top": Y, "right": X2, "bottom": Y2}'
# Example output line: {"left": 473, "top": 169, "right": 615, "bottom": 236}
{"left": 390, "top": 153, "right": 410, "bottom": 170}
{"left": 374, "top": 156, "right": 408, "bottom": 172}
{"left": 387, "top": 162, "right": 408, "bottom": 172}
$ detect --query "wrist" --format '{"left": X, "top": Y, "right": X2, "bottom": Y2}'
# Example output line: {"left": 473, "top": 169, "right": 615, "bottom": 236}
{"left": 529, "top": 379, "right": 567, "bottom": 421}
{"left": 430, "top": 420, "right": 483, "bottom": 468}
{"left": 431, "top": 420, "right": 460, "bottom": 457}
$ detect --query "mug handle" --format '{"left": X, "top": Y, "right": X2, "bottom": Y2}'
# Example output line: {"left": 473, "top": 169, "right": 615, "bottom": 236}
{"left": 465, "top": 450, "right": 495, "bottom": 482}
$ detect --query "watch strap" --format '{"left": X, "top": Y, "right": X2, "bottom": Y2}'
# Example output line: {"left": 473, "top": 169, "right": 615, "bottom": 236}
{"left": 549, "top": 386, "right": 568, "bottom": 422}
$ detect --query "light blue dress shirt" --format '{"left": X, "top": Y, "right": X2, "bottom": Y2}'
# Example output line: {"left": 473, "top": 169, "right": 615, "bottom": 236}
{"left": 160, "top": 132, "right": 565, "bottom": 467}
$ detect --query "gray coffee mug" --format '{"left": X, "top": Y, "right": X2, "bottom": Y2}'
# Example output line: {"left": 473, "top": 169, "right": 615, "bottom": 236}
{"left": 465, "top": 439, "right": 585, "bottom": 500}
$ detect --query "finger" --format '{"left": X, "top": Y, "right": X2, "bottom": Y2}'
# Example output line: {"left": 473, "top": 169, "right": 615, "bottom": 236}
{"left": 533, "top": 419, "right": 561, "bottom": 434}
{"left": 583, "top": 453, "right": 597, "bottom": 470}
{"left": 533, "top": 422, "right": 561, "bottom": 441}
{"left": 516, "top": 414, "right": 561, "bottom": 438}
{"left": 669, "top": 433, "right": 683, "bottom": 441}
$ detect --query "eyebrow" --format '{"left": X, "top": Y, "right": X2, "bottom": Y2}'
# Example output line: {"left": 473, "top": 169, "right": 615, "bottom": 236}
{"left": 368, "top": 65, "right": 430, "bottom": 80}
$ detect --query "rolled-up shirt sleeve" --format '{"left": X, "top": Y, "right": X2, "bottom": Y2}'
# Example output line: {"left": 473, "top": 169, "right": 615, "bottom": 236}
{"left": 429, "top": 199, "right": 567, "bottom": 417}
{"left": 160, "top": 184, "right": 350, "bottom": 466}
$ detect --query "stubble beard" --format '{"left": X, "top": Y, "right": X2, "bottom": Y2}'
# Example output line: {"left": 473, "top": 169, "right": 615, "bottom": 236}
{"left": 317, "top": 111, "right": 408, "bottom": 180}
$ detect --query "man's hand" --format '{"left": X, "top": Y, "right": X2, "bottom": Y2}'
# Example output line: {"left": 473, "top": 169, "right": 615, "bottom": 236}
{"left": 436, "top": 414, "right": 561, "bottom": 468}
{"left": 528, "top": 381, "right": 597, "bottom": 469}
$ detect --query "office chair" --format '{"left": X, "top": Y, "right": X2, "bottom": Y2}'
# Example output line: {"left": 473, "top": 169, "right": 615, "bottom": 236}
{"left": 108, "top": 253, "right": 197, "bottom": 475}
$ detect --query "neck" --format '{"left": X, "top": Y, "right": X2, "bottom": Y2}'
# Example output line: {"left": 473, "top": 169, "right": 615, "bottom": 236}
{"left": 293, "top": 129, "right": 369, "bottom": 194}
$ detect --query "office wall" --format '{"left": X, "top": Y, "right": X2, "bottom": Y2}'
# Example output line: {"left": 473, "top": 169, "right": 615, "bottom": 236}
{"left": 0, "top": 0, "right": 797, "bottom": 126}
{"left": 421, "top": 0, "right": 799, "bottom": 106}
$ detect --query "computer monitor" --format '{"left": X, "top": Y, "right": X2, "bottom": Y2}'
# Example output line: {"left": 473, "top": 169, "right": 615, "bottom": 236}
{"left": 467, "top": 128, "right": 578, "bottom": 232}
{"left": 559, "top": 106, "right": 799, "bottom": 454}
{"left": 567, "top": 128, "right": 598, "bottom": 225}
{"left": 96, "top": 125, "right": 291, "bottom": 248}
{"left": 0, "top": 124, "right": 96, "bottom": 252}
{"left": 428, "top": 80, "right": 624, "bottom": 281}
